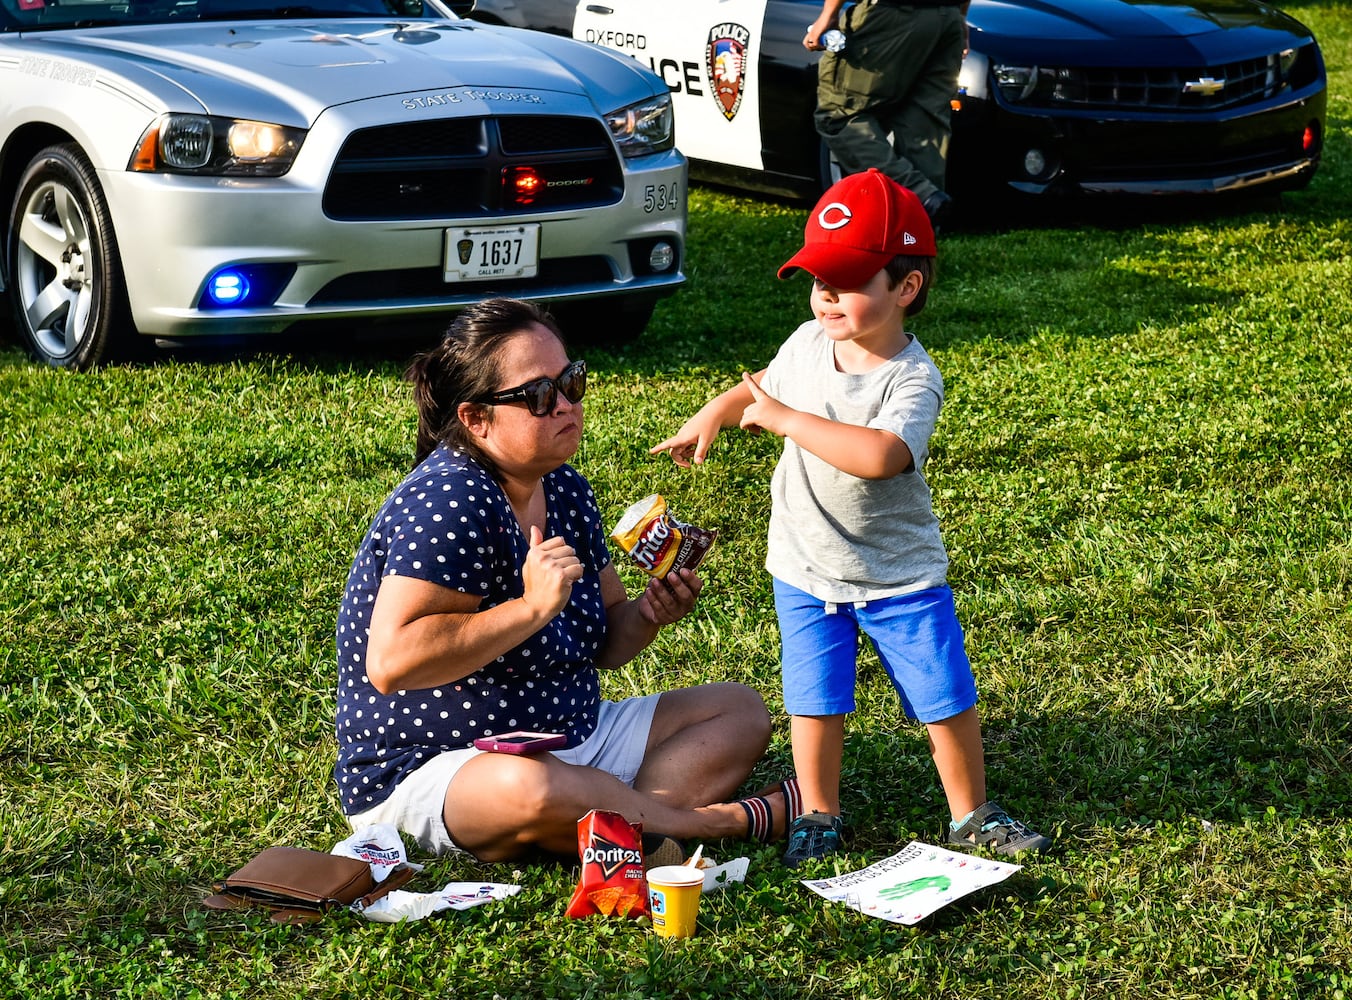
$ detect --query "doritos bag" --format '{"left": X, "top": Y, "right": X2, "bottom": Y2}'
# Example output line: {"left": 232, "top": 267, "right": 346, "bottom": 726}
{"left": 565, "top": 809, "right": 650, "bottom": 920}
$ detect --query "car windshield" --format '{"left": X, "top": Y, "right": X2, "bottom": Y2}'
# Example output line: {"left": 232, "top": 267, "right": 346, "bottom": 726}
{"left": 0, "top": 0, "right": 455, "bottom": 31}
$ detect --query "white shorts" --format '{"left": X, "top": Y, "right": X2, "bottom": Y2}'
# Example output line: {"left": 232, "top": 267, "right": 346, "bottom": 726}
{"left": 348, "top": 694, "right": 660, "bottom": 855}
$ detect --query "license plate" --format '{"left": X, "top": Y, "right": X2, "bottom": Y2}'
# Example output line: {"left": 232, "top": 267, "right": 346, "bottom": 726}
{"left": 444, "top": 224, "right": 540, "bottom": 282}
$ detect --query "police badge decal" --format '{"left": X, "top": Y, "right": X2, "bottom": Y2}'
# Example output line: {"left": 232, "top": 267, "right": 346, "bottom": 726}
{"left": 706, "top": 22, "right": 750, "bottom": 121}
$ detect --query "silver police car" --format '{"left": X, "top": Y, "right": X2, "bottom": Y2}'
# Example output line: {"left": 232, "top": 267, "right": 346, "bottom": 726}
{"left": 0, "top": 0, "right": 685, "bottom": 369}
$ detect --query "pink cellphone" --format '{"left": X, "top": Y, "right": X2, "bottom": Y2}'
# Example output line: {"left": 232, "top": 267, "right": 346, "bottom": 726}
{"left": 472, "top": 731, "right": 567, "bottom": 754}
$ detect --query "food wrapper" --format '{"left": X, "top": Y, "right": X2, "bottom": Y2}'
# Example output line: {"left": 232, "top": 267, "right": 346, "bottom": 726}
{"left": 610, "top": 494, "right": 717, "bottom": 577}
{"left": 565, "top": 809, "right": 649, "bottom": 920}
{"left": 360, "top": 882, "right": 522, "bottom": 923}
{"left": 334, "top": 825, "right": 520, "bottom": 923}
{"left": 684, "top": 849, "right": 749, "bottom": 893}
{"left": 331, "top": 823, "right": 423, "bottom": 883}
{"left": 698, "top": 856, "right": 749, "bottom": 893}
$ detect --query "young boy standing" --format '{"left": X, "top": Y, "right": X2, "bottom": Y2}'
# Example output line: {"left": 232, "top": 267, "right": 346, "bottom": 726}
{"left": 652, "top": 169, "right": 1050, "bottom": 866}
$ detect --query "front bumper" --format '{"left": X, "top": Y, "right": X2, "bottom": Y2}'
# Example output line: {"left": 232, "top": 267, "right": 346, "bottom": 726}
{"left": 951, "top": 86, "right": 1326, "bottom": 198}
{"left": 101, "top": 91, "right": 687, "bottom": 339}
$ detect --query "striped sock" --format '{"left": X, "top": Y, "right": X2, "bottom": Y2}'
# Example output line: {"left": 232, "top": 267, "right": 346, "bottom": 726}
{"left": 739, "top": 794, "right": 774, "bottom": 841}
{"left": 737, "top": 777, "right": 805, "bottom": 842}
{"left": 780, "top": 778, "right": 804, "bottom": 824}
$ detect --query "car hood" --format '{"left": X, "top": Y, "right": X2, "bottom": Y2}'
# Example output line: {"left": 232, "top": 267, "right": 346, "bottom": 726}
{"left": 22, "top": 19, "right": 660, "bottom": 125}
{"left": 969, "top": 0, "right": 1316, "bottom": 63}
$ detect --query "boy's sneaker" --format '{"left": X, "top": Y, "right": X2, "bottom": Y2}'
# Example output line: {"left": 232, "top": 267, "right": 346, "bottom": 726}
{"left": 782, "top": 812, "right": 844, "bottom": 868}
{"left": 947, "top": 801, "right": 1052, "bottom": 856}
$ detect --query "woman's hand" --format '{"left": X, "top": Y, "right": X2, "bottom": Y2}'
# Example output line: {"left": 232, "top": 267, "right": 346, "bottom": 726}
{"left": 522, "top": 525, "right": 584, "bottom": 621}
{"left": 635, "top": 568, "right": 703, "bottom": 626}
{"left": 364, "top": 526, "right": 587, "bottom": 694}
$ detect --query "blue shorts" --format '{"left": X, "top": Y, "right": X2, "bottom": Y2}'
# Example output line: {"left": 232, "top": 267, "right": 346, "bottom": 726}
{"left": 773, "top": 579, "right": 978, "bottom": 723}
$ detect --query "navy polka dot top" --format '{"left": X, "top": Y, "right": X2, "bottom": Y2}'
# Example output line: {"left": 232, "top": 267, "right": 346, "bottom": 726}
{"left": 333, "top": 445, "right": 611, "bottom": 815}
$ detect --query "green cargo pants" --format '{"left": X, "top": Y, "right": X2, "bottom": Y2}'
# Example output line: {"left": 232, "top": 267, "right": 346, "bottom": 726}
{"left": 814, "top": 2, "right": 966, "bottom": 202}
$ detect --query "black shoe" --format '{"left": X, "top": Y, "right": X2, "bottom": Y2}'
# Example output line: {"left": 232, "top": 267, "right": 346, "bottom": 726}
{"left": 947, "top": 801, "right": 1052, "bottom": 856}
{"left": 782, "top": 812, "right": 844, "bottom": 868}
{"left": 922, "top": 190, "right": 954, "bottom": 231}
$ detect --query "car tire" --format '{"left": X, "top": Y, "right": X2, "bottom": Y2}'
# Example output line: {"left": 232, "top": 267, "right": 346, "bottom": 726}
{"left": 6, "top": 143, "right": 133, "bottom": 370}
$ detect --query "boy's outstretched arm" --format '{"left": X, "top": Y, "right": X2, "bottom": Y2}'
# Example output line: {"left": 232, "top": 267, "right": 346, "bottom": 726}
{"left": 741, "top": 372, "right": 914, "bottom": 480}
{"left": 650, "top": 370, "right": 764, "bottom": 467}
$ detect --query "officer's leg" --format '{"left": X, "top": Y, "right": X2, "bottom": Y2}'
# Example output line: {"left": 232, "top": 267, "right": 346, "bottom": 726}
{"left": 890, "top": 7, "right": 966, "bottom": 198}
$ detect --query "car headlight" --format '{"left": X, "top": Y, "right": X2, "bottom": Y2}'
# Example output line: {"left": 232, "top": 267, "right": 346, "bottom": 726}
{"left": 606, "top": 94, "right": 674, "bottom": 158}
{"left": 994, "top": 64, "right": 1039, "bottom": 102}
{"left": 993, "top": 65, "right": 1087, "bottom": 104}
{"left": 129, "top": 114, "right": 306, "bottom": 176}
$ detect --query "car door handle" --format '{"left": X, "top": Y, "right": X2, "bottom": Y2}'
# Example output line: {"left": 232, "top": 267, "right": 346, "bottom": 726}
{"left": 585, "top": 5, "right": 613, "bottom": 13}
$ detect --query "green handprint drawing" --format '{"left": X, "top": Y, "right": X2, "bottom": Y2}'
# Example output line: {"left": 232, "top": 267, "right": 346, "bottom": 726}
{"left": 877, "top": 875, "right": 951, "bottom": 901}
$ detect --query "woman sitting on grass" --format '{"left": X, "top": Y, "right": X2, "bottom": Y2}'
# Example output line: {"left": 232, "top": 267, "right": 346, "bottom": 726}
{"left": 333, "top": 297, "right": 799, "bottom": 861}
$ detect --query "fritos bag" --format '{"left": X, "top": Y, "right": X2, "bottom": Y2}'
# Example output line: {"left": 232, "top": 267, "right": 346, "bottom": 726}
{"left": 565, "top": 809, "right": 650, "bottom": 920}
{"left": 611, "top": 494, "right": 717, "bottom": 578}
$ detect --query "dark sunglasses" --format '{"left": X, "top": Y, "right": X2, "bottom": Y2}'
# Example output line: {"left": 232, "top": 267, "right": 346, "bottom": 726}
{"left": 472, "top": 359, "right": 587, "bottom": 416}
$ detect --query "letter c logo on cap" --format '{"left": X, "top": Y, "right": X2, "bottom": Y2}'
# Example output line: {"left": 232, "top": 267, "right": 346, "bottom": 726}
{"left": 817, "top": 202, "right": 852, "bottom": 230}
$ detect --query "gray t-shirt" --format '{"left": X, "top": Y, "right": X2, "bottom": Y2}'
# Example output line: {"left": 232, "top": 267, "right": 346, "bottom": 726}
{"left": 761, "top": 320, "right": 948, "bottom": 603}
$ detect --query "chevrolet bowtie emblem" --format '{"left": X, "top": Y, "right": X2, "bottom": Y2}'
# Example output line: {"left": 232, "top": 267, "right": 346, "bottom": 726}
{"left": 1183, "top": 76, "right": 1226, "bottom": 96}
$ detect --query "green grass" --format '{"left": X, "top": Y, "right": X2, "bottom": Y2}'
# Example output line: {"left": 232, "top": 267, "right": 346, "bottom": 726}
{"left": 3, "top": 4, "right": 1351, "bottom": 996}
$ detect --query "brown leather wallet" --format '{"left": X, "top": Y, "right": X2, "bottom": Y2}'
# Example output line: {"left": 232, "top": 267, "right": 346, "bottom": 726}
{"left": 203, "top": 846, "right": 416, "bottom": 925}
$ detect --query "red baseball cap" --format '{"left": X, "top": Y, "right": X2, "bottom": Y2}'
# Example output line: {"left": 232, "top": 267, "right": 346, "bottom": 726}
{"left": 778, "top": 168, "right": 936, "bottom": 289}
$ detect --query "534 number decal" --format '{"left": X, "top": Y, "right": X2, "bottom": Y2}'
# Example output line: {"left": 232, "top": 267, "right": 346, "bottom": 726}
{"left": 643, "top": 182, "right": 679, "bottom": 213}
